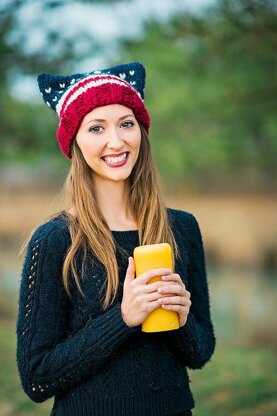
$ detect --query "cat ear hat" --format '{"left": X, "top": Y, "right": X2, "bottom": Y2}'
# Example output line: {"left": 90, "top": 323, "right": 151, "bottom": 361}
{"left": 37, "top": 62, "right": 150, "bottom": 158}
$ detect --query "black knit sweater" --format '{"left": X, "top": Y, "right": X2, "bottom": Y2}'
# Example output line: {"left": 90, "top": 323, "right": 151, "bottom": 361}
{"left": 16, "top": 208, "right": 215, "bottom": 416}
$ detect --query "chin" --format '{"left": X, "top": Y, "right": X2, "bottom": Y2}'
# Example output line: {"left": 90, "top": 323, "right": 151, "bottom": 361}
{"left": 108, "top": 174, "right": 131, "bottom": 182}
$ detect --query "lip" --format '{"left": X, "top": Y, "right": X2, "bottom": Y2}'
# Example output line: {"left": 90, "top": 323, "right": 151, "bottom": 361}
{"left": 101, "top": 151, "right": 129, "bottom": 158}
{"left": 101, "top": 152, "right": 129, "bottom": 168}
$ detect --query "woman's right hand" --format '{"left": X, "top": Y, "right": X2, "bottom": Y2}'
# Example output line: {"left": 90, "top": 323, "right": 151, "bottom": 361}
{"left": 120, "top": 256, "right": 172, "bottom": 328}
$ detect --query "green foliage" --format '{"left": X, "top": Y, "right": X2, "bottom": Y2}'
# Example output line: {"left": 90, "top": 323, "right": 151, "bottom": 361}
{"left": 190, "top": 344, "right": 277, "bottom": 415}
{"left": 0, "top": 0, "right": 122, "bottom": 163}
{"left": 0, "top": 95, "right": 60, "bottom": 160}
{"left": 119, "top": 0, "right": 277, "bottom": 186}
{"left": 0, "top": 0, "right": 107, "bottom": 79}
{"left": 0, "top": 0, "right": 276, "bottom": 189}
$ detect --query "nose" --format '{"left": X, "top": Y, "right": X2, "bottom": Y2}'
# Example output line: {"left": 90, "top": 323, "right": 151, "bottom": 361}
{"left": 106, "top": 127, "right": 124, "bottom": 151}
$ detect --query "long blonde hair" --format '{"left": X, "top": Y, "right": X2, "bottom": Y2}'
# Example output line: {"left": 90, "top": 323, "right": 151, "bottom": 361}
{"left": 62, "top": 124, "right": 180, "bottom": 310}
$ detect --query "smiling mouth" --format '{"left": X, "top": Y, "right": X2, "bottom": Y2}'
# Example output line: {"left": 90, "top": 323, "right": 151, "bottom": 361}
{"left": 101, "top": 152, "right": 129, "bottom": 167}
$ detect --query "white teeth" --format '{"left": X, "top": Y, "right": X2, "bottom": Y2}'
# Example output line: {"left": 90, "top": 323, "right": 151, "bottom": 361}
{"left": 103, "top": 153, "right": 128, "bottom": 164}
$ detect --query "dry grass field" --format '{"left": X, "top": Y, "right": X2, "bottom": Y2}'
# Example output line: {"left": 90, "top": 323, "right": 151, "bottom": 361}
{"left": 1, "top": 186, "right": 276, "bottom": 269}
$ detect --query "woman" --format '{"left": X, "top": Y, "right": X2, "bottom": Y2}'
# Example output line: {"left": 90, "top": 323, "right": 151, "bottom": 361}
{"left": 16, "top": 62, "right": 215, "bottom": 416}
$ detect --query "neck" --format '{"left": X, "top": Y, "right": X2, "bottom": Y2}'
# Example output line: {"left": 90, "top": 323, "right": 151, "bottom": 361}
{"left": 94, "top": 178, "right": 137, "bottom": 230}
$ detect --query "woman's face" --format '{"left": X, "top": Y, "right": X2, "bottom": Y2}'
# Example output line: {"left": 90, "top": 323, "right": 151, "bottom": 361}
{"left": 76, "top": 104, "right": 141, "bottom": 185}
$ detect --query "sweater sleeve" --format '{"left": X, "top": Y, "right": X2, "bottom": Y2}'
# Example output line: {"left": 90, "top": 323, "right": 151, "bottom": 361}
{"left": 164, "top": 214, "right": 216, "bottom": 369}
{"left": 16, "top": 223, "right": 136, "bottom": 403}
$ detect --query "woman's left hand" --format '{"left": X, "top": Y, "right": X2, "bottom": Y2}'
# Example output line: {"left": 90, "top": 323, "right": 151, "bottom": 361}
{"left": 157, "top": 273, "right": 191, "bottom": 328}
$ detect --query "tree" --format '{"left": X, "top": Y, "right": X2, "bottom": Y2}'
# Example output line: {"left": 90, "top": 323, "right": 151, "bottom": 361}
{"left": 1, "top": 0, "right": 276, "bottom": 191}
{"left": 118, "top": 0, "right": 277, "bottom": 189}
{"left": 0, "top": 0, "right": 127, "bottom": 160}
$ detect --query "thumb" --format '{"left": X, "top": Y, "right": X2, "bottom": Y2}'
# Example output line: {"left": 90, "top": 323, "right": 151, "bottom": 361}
{"left": 125, "top": 256, "right": 136, "bottom": 282}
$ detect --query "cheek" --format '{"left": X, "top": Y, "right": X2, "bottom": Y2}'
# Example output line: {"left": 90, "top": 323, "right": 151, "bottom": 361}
{"left": 77, "top": 137, "right": 103, "bottom": 161}
{"left": 128, "top": 129, "right": 141, "bottom": 150}
{"left": 135, "top": 134, "right": 141, "bottom": 149}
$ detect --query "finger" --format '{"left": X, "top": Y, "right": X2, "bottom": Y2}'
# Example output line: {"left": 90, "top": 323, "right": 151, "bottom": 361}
{"left": 148, "top": 300, "right": 163, "bottom": 313}
{"left": 133, "top": 293, "right": 161, "bottom": 311}
{"left": 160, "top": 303, "right": 191, "bottom": 312}
{"left": 139, "top": 280, "right": 177, "bottom": 294}
{"left": 135, "top": 267, "right": 172, "bottom": 284}
{"left": 161, "top": 273, "right": 185, "bottom": 286}
{"left": 124, "top": 257, "right": 136, "bottom": 283}
{"left": 158, "top": 296, "right": 191, "bottom": 306}
{"left": 157, "top": 284, "right": 187, "bottom": 295}
{"left": 144, "top": 290, "right": 174, "bottom": 302}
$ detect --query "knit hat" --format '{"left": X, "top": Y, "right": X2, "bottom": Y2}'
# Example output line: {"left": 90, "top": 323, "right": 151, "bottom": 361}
{"left": 37, "top": 62, "right": 150, "bottom": 158}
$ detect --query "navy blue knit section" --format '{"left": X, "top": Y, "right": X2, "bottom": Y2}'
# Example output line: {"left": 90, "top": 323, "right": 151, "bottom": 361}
{"left": 37, "top": 62, "right": 146, "bottom": 112}
{"left": 16, "top": 208, "right": 215, "bottom": 416}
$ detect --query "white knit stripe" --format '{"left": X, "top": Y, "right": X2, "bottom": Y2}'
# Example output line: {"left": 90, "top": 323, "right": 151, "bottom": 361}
{"left": 56, "top": 75, "right": 142, "bottom": 116}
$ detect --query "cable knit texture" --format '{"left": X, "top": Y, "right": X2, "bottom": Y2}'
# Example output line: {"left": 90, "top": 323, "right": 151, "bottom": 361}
{"left": 16, "top": 208, "right": 215, "bottom": 416}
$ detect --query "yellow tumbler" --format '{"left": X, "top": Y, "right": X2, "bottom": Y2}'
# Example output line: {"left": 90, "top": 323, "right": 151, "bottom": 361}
{"left": 133, "top": 243, "right": 180, "bottom": 332}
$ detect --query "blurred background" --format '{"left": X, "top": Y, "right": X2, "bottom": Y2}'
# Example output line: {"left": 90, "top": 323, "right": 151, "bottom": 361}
{"left": 0, "top": 0, "right": 276, "bottom": 415}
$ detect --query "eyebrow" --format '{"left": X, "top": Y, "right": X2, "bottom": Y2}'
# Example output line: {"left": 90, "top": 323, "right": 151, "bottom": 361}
{"left": 85, "top": 114, "right": 135, "bottom": 125}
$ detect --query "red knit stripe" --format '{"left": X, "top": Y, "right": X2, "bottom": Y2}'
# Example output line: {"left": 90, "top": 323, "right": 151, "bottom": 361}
{"left": 58, "top": 75, "right": 136, "bottom": 117}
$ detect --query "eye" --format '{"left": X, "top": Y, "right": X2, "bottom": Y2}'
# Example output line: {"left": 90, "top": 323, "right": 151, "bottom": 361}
{"left": 121, "top": 120, "right": 134, "bottom": 128}
{"left": 88, "top": 125, "right": 104, "bottom": 133}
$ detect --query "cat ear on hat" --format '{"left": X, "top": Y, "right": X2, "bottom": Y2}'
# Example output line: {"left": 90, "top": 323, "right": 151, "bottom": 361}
{"left": 105, "top": 62, "right": 146, "bottom": 100}
{"left": 37, "top": 73, "right": 76, "bottom": 113}
{"left": 37, "top": 72, "right": 86, "bottom": 112}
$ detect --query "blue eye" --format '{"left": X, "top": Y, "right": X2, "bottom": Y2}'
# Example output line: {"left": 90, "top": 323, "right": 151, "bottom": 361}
{"left": 88, "top": 125, "right": 103, "bottom": 133}
{"left": 121, "top": 121, "right": 134, "bottom": 128}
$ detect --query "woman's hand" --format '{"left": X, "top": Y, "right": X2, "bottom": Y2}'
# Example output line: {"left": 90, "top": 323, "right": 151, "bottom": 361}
{"left": 121, "top": 257, "right": 174, "bottom": 328}
{"left": 157, "top": 273, "right": 191, "bottom": 327}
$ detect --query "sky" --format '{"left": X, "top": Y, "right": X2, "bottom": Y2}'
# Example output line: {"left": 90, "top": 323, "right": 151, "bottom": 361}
{"left": 8, "top": 0, "right": 214, "bottom": 101}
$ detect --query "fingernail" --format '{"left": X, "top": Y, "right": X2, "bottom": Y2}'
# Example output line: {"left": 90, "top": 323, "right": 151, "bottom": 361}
{"left": 161, "top": 275, "right": 167, "bottom": 280}
{"left": 158, "top": 287, "right": 163, "bottom": 293}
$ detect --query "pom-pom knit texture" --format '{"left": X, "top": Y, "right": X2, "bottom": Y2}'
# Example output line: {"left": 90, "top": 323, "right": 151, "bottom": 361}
{"left": 37, "top": 62, "right": 150, "bottom": 158}
{"left": 16, "top": 208, "right": 215, "bottom": 416}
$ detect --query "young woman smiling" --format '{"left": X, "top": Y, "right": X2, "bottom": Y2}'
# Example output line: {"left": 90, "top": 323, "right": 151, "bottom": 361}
{"left": 16, "top": 62, "right": 215, "bottom": 416}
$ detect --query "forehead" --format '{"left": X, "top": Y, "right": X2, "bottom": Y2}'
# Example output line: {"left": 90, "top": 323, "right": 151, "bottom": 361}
{"left": 82, "top": 104, "right": 135, "bottom": 122}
